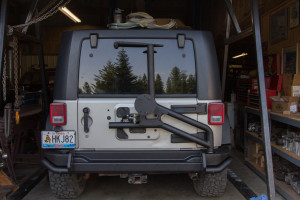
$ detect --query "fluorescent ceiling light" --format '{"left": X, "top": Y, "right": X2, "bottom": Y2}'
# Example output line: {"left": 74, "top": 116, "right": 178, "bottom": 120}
{"left": 59, "top": 7, "right": 81, "bottom": 23}
{"left": 232, "top": 53, "right": 248, "bottom": 59}
{"left": 229, "top": 65, "right": 243, "bottom": 68}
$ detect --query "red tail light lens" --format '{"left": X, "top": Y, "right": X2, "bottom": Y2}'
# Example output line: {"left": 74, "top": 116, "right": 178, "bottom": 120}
{"left": 50, "top": 103, "right": 67, "bottom": 125}
{"left": 208, "top": 103, "right": 224, "bottom": 125}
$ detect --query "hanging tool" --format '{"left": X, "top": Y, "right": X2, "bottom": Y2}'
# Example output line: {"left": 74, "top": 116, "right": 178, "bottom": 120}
{"left": 12, "top": 37, "right": 19, "bottom": 125}
{"left": 2, "top": 49, "right": 7, "bottom": 101}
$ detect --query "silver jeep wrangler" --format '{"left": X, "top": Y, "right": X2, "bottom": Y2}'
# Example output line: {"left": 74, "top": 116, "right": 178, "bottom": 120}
{"left": 42, "top": 29, "right": 231, "bottom": 198}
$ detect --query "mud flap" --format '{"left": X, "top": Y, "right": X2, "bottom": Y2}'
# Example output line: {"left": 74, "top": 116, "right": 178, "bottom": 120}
{"left": 222, "top": 114, "right": 231, "bottom": 145}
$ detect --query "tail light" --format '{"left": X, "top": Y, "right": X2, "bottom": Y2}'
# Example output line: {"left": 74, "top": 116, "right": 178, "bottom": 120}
{"left": 208, "top": 103, "right": 224, "bottom": 125}
{"left": 50, "top": 103, "right": 67, "bottom": 125}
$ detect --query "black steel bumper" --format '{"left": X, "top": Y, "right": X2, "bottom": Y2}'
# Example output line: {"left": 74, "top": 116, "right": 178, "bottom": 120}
{"left": 42, "top": 146, "right": 231, "bottom": 174}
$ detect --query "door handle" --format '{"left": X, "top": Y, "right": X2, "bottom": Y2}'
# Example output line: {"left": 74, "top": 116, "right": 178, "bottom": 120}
{"left": 83, "top": 107, "right": 90, "bottom": 133}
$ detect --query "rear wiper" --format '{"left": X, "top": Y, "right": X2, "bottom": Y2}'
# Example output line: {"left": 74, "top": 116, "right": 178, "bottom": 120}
{"left": 114, "top": 41, "right": 163, "bottom": 98}
{"left": 114, "top": 41, "right": 163, "bottom": 49}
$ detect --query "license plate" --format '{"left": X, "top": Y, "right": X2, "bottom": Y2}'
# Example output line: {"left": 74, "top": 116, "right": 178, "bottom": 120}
{"left": 42, "top": 131, "right": 76, "bottom": 148}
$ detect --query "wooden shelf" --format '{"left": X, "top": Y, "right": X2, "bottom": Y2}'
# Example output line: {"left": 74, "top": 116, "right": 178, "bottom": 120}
{"left": 0, "top": 171, "right": 17, "bottom": 197}
{"left": 245, "top": 131, "right": 300, "bottom": 166}
{"left": 245, "top": 107, "right": 300, "bottom": 199}
{"left": 245, "top": 106, "right": 300, "bottom": 128}
{"left": 270, "top": 111, "right": 300, "bottom": 123}
{"left": 245, "top": 159, "right": 299, "bottom": 200}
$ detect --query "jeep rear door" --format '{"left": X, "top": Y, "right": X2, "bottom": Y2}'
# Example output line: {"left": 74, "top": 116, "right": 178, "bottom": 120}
{"left": 77, "top": 38, "right": 200, "bottom": 149}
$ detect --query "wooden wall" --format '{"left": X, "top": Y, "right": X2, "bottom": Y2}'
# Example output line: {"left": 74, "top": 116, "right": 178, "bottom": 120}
{"left": 231, "top": 0, "right": 293, "bottom": 30}
{"left": 36, "top": 25, "right": 102, "bottom": 55}
{"left": 21, "top": 55, "right": 57, "bottom": 76}
{"left": 21, "top": 25, "right": 102, "bottom": 74}
{"left": 22, "top": 0, "right": 300, "bottom": 74}
{"left": 260, "top": 0, "right": 300, "bottom": 72}
{"left": 232, "top": 0, "right": 291, "bottom": 26}
{"left": 261, "top": 0, "right": 300, "bottom": 53}
{"left": 226, "top": 0, "right": 299, "bottom": 72}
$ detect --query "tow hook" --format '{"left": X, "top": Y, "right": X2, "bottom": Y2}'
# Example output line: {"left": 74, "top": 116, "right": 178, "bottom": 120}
{"left": 128, "top": 174, "right": 147, "bottom": 184}
{"left": 188, "top": 173, "right": 199, "bottom": 181}
{"left": 0, "top": 149, "right": 7, "bottom": 168}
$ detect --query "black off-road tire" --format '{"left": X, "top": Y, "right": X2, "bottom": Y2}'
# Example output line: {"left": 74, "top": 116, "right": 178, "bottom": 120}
{"left": 193, "top": 168, "right": 227, "bottom": 197}
{"left": 48, "top": 171, "right": 86, "bottom": 199}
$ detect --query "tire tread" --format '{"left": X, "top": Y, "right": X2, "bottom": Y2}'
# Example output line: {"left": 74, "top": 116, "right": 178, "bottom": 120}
{"left": 193, "top": 169, "right": 227, "bottom": 197}
{"left": 48, "top": 171, "right": 86, "bottom": 199}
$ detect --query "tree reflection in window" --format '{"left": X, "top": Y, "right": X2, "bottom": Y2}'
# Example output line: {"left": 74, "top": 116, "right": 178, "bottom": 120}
{"left": 155, "top": 74, "right": 164, "bottom": 94}
{"left": 92, "top": 49, "right": 141, "bottom": 94}
{"left": 79, "top": 49, "right": 196, "bottom": 95}
{"left": 166, "top": 67, "right": 196, "bottom": 94}
{"left": 82, "top": 82, "right": 93, "bottom": 94}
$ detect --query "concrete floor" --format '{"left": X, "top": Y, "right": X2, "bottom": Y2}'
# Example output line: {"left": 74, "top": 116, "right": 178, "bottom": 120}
{"left": 24, "top": 150, "right": 284, "bottom": 200}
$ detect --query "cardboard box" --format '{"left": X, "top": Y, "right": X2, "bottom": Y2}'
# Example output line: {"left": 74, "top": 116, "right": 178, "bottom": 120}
{"left": 293, "top": 74, "right": 300, "bottom": 85}
{"left": 271, "top": 96, "right": 299, "bottom": 113}
{"left": 292, "top": 86, "right": 300, "bottom": 97}
{"left": 282, "top": 74, "right": 300, "bottom": 97}
{"left": 292, "top": 74, "right": 300, "bottom": 97}
{"left": 282, "top": 74, "right": 293, "bottom": 96}
{"left": 155, "top": 18, "right": 191, "bottom": 29}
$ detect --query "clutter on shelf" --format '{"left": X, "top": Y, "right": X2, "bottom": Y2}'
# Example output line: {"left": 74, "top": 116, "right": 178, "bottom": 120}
{"left": 108, "top": 10, "right": 179, "bottom": 29}
{"left": 273, "top": 155, "right": 300, "bottom": 195}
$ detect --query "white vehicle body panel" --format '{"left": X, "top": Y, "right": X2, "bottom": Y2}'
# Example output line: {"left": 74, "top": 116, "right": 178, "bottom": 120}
{"left": 56, "top": 99, "right": 222, "bottom": 150}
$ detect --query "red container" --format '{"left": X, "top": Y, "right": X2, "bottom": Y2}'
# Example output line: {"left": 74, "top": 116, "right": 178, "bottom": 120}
{"left": 266, "top": 89, "right": 276, "bottom": 109}
{"left": 247, "top": 89, "right": 276, "bottom": 109}
{"left": 252, "top": 77, "right": 273, "bottom": 90}
{"left": 265, "top": 76, "right": 271, "bottom": 89}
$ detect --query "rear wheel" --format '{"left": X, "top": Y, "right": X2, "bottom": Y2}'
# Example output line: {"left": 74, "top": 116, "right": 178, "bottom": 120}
{"left": 48, "top": 171, "right": 86, "bottom": 199}
{"left": 193, "top": 168, "right": 227, "bottom": 197}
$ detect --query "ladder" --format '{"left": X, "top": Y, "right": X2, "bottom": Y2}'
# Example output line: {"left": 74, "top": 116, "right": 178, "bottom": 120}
{"left": 222, "top": 0, "right": 275, "bottom": 199}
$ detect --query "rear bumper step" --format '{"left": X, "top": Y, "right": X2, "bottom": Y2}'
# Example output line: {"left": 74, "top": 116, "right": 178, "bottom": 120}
{"left": 42, "top": 157, "right": 232, "bottom": 174}
{"left": 42, "top": 148, "right": 231, "bottom": 174}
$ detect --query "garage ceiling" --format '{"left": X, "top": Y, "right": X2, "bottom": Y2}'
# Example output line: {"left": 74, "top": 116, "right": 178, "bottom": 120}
{"left": 4, "top": 0, "right": 258, "bottom": 66}
{"left": 7, "top": 0, "right": 198, "bottom": 27}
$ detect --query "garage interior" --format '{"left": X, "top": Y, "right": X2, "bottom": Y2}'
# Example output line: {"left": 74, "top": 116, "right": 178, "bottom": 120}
{"left": 0, "top": 0, "right": 300, "bottom": 199}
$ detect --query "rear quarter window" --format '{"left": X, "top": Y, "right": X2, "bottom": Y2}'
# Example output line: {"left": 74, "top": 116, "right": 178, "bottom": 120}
{"left": 78, "top": 38, "right": 196, "bottom": 95}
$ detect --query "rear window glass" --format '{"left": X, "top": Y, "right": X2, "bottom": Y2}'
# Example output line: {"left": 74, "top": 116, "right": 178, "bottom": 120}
{"left": 78, "top": 39, "right": 196, "bottom": 95}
